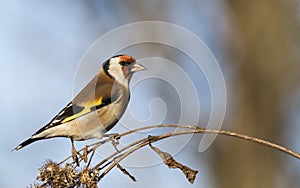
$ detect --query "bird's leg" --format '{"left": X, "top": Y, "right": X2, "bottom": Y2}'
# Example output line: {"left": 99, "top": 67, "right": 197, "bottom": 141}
{"left": 70, "top": 138, "right": 79, "bottom": 166}
{"left": 104, "top": 133, "right": 120, "bottom": 152}
{"left": 148, "top": 135, "right": 153, "bottom": 146}
{"left": 82, "top": 145, "right": 88, "bottom": 163}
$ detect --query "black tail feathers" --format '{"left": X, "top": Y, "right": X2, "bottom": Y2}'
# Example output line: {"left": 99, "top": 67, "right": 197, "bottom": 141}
{"left": 13, "top": 137, "right": 40, "bottom": 151}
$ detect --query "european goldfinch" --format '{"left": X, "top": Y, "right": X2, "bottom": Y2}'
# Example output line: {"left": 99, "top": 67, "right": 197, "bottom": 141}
{"left": 14, "top": 54, "right": 146, "bottom": 153}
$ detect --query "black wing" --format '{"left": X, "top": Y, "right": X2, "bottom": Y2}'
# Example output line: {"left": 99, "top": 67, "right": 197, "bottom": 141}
{"left": 33, "top": 102, "right": 84, "bottom": 135}
{"left": 33, "top": 97, "right": 115, "bottom": 136}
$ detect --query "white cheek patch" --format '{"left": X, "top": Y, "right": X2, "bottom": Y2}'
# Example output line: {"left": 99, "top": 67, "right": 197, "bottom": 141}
{"left": 108, "top": 58, "right": 128, "bottom": 86}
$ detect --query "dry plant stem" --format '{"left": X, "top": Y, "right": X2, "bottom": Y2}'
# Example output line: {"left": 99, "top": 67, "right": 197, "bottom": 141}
{"left": 206, "top": 128, "right": 300, "bottom": 159}
{"left": 59, "top": 124, "right": 300, "bottom": 169}
{"left": 93, "top": 137, "right": 153, "bottom": 170}
{"left": 44, "top": 124, "right": 300, "bottom": 186}
{"left": 98, "top": 140, "right": 150, "bottom": 180}
{"left": 97, "top": 127, "right": 300, "bottom": 180}
{"left": 92, "top": 126, "right": 184, "bottom": 170}
{"left": 58, "top": 124, "right": 191, "bottom": 165}
{"left": 97, "top": 125, "right": 300, "bottom": 170}
{"left": 58, "top": 139, "right": 110, "bottom": 165}
{"left": 123, "top": 124, "right": 300, "bottom": 159}
{"left": 86, "top": 149, "right": 95, "bottom": 168}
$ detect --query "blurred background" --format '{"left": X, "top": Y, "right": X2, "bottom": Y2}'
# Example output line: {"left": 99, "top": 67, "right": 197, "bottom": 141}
{"left": 1, "top": 0, "right": 300, "bottom": 187}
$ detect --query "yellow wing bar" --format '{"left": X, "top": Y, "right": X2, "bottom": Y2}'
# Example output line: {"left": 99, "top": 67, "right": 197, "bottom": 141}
{"left": 61, "top": 97, "right": 103, "bottom": 124}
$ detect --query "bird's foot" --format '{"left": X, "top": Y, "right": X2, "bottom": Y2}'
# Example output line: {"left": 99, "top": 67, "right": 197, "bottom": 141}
{"left": 82, "top": 145, "right": 88, "bottom": 163}
{"left": 72, "top": 146, "right": 80, "bottom": 166}
{"left": 104, "top": 133, "right": 120, "bottom": 152}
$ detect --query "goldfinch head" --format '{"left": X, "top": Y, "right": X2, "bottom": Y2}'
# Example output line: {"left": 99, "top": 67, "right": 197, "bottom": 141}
{"left": 103, "top": 54, "right": 146, "bottom": 85}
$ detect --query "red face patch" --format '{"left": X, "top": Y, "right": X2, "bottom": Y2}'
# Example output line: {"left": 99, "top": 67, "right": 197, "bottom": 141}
{"left": 120, "top": 55, "right": 135, "bottom": 63}
{"left": 122, "top": 66, "right": 130, "bottom": 78}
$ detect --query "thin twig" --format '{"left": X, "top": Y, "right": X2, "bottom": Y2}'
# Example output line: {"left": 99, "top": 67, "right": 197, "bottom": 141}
{"left": 59, "top": 124, "right": 194, "bottom": 165}
{"left": 96, "top": 126, "right": 300, "bottom": 180}
{"left": 59, "top": 124, "right": 300, "bottom": 169}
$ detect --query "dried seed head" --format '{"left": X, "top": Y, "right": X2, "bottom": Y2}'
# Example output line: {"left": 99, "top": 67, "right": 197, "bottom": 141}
{"left": 36, "top": 160, "right": 78, "bottom": 187}
{"left": 79, "top": 168, "right": 98, "bottom": 188}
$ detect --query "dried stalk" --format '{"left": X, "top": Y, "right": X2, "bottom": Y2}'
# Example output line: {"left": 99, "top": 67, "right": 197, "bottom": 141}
{"left": 95, "top": 125, "right": 300, "bottom": 181}
{"left": 34, "top": 124, "right": 300, "bottom": 187}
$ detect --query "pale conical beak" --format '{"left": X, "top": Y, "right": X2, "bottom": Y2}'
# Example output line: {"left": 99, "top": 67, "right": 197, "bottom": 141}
{"left": 131, "top": 62, "right": 147, "bottom": 72}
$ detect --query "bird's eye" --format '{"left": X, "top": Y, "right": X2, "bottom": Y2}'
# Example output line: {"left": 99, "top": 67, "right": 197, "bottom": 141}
{"left": 119, "top": 61, "right": 126, "bottom": 66}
